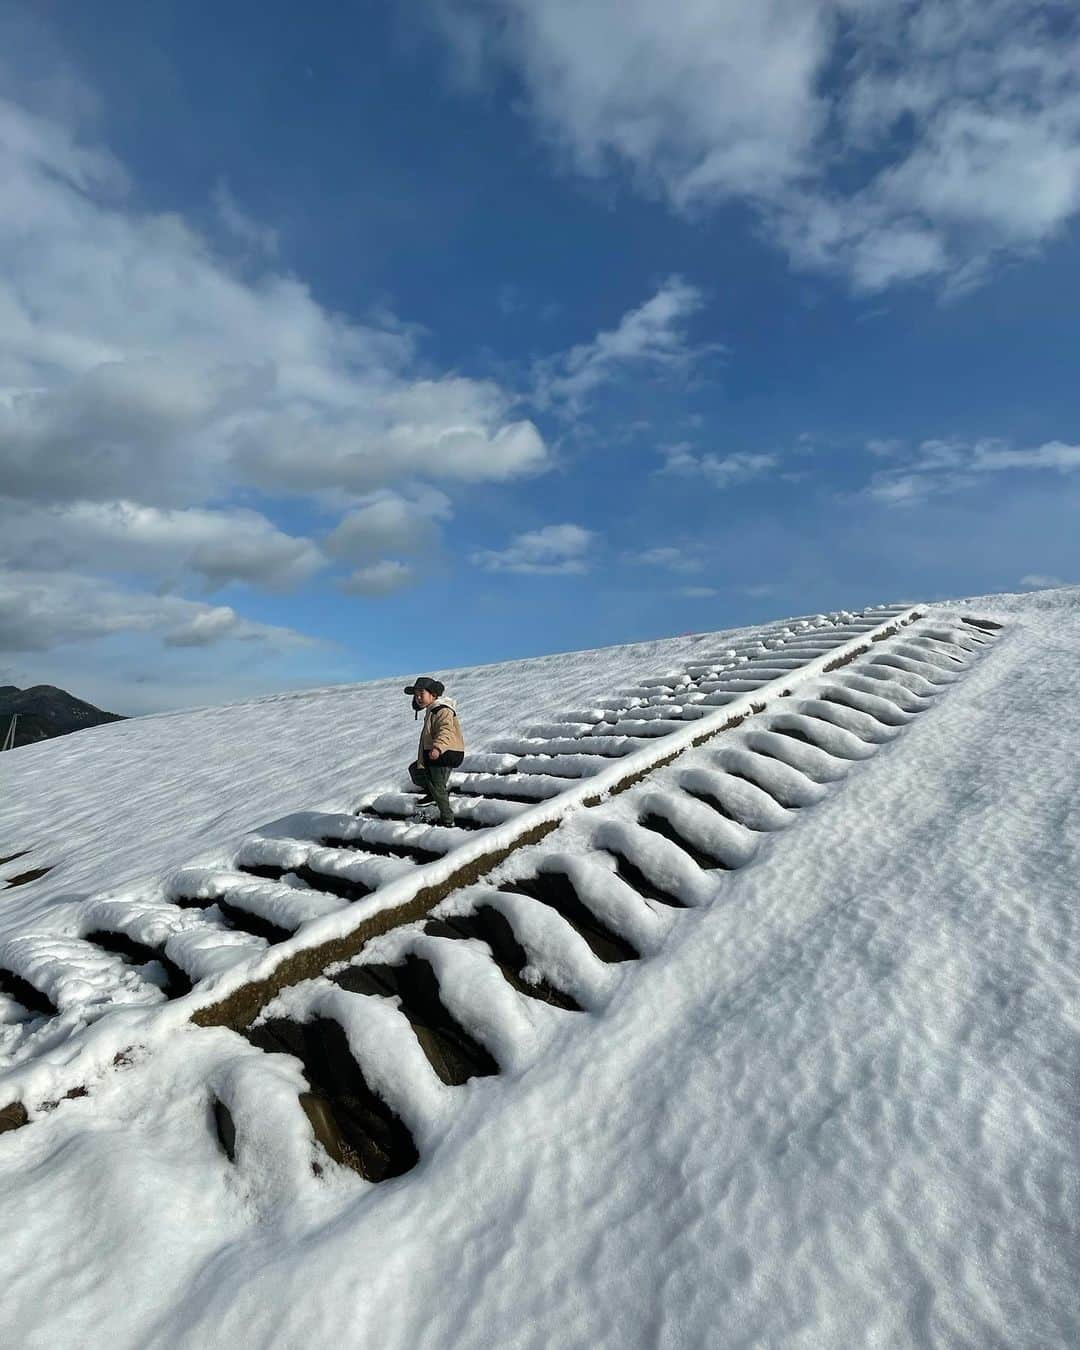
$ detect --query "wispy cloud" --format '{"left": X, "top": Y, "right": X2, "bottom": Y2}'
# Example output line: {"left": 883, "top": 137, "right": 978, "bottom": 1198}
{"left": 659, "top": 445, "right": 778, "bottom": 488}
{"left": 212, "top": 179, "right": 279, "bottom": 258}
{"left": 626, "top": 546, "right": 703, "bottom": 574}
{"left": 867, "top": 436, "right": 1080, "bottom": 505}
{"left": 1020, "top": 573, "right": 1068, "bottom": 589}
{"left": 434, "top": 0, "right": 1080, "bottom": 294}
{"left": 533, "top": 277, "right": 716, "bottom": 415}
{"left": 471, "top": 523, "right": 597, "bottom": 574}
{"left": 971, "top": 441, "right": 1080, "bottom": 473}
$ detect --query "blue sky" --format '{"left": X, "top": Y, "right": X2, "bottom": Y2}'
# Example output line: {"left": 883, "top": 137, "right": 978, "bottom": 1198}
{"left": 2, "top": 0, "right": 1079, "bottom": 713}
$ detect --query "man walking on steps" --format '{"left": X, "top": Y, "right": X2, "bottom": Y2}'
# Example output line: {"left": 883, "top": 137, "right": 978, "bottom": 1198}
{"left": 404, "top": 677, "right": 465, "bottom": 827}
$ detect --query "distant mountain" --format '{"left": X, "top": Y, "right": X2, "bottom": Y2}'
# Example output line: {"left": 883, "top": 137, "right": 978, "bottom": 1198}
{"left": 0, "top": 685, "right": 126, "bottom": 749}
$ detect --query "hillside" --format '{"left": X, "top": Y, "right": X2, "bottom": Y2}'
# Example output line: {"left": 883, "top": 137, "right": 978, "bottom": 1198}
{"left": 1, "top": 589, "right": 1078, "bottom": 1349}
{"left": 0, "top": 685, "right": 124, "bottom": 749}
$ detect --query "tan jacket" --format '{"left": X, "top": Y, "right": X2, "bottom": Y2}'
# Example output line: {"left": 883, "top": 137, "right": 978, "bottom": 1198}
{"left": 417, "top": 697, "right": 465, "bottom": 766}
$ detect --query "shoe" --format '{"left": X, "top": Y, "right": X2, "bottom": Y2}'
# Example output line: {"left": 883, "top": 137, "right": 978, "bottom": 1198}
{"left": 416, "top": 793, "right": 435, "bottom": 805}
{"left": 439, "top": 817, "right": 456, "bottom": 829}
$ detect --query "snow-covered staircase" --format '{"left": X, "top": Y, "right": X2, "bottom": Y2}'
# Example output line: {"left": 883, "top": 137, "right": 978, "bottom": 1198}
{"left": 1, "top": 608, "right": 1004, "bottom": 1173}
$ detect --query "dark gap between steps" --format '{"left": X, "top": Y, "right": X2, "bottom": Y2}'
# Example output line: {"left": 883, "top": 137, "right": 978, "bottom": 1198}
{"left": 423, "top": 910, "right": 582, "bottom": 1011}
{"left": 0, "top": 850, "right": 31, "bottom": 867}
{"left": 820, "top": 691, "right": 907, "bottom": 723}
{"left": 333, "top": 954, "right": 498, "bottom": 1085}
{"left": 319, "top": 835, "right": 446, "bottom": 865}
{"left": 452, "top": 784, "right": 559, "bottom": 804}
{"left": 848, "top": 668, "right": 932, "bottom": 698}
{"left": 84, "top": 930, "right": 193, "bottom": 998}
{"left": 355, "top": 807, "right": 489, "bottom": 832}
{"left": 720, "top": 763, "right": 806, "bottom": 811}
{"left": 794, "top": 708, "right": 878, "bottom": 744}
{"left": 741, "top": 741, "right": 833, "bottom": 786}
{"left": 961, "top": 616, "right": 1002, "bottom": 632}
{"left": 637, "top": 813, "right": 733, "bottom": 870}
{"left": 212, "top": 1098, "right": 237, "bottom": 1162}
{"left": 240, "top": 861, "right": 375, "bottom": 902}
{"left": 498, "top": 873, "right": 640, "bottom": 963}
{"left": 869, "top": 655, "right": 951, "bottom": 685}
{"left": 546, "top": 741, "right": 627, "bottom": 758}
{"left": 682, "top": 786, "right": 765, "bottom": 831}
{"left": 820, "top": 690, "right": 903, "bottom": 726}
{"left": 767, "top": 725, "right": 819, "bottom": 747}
{"left": 770, "top": 720, "right": 867, "bottom": 759}
{"left": 0, "top": 967, "right": 56, "bottom": 1017}
{"left": 909, "top": 641, "right": 964, "bottom": 663}
{"left": 245, "top": 1017, "right": 419, "bottom": 1180}
{"left": 172, "top": 894, "right": 295, "bottom": 945}
{"left": 602, "top": 849, "right": 687, "bottom": 908}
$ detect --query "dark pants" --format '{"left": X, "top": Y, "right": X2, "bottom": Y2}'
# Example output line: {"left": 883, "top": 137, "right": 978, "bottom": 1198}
{"left": 409, "top": 760, "right": 454, "bottom": 826}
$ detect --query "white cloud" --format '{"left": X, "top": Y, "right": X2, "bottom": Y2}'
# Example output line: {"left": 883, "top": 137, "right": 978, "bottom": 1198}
{"left": 438, "top": 0, "right": 828, "bottom": 204}
{"left": 628, "top": 546, "right": 703, "bottom": 574}
{"left": 866, "top": 473, "right": 933, "bottom": 506}
{"left": 971, "top": 440, "right": 1080, "bottom": 473}
{"left": 677, "top": 585, "right": 717, "bottom": 598}
{"left": 434, "top": 0, "right": 1080, "bottom": 292}
{"left": 0, "top": 65, "right": 554, "bottom": 685}
{"left": 471, "top": 523, "right": 596, "bottom": 574}
{"left": 212, "top": 179, "right": 279, "bottom": 258}
{"left": 533, "top": 277, "right": 712, "bottom": 413}
{"left": 338, "top": 560, "right": 418, "bottom": 597}
{"left": 0, "top": 570, "right": 314, "bottom": 653}
{"left": 0, "top": 86, "right": 550, "bottom": 503}
{"left": 0, "top": 499, "right": 325, "bottom": 591}
{"left": 1020, "top": 574, "right": 1067, "bottom": 589}
{"left": 867, "top": 436, "right": 1080, "bottom": 505}
{"left": 233, "top": 381, "right": 549, "bottom": 498}
{"left": 660, "top": 446, "right": 778, "bottom": 488}
{"left": 323, "top": 489, "right": 451, "bottom": 563}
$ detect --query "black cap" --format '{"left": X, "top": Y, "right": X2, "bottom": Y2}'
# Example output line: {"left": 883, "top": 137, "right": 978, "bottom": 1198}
{"left": 404, "top": 676, "right": 444, "bottom": 697}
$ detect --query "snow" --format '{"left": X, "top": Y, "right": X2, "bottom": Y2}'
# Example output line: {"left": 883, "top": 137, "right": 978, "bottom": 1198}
{"left": 3, "top": 589, "right": 1080, "bottom": 1347}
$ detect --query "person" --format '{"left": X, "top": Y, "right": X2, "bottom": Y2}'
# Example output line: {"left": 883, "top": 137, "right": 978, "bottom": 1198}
{"left": 404, "top": 677, "right": 465, "bottom": 827}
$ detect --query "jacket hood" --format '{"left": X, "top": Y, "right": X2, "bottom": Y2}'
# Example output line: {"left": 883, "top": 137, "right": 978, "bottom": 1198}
{"left": 429, "top": 695, "right": 457, "bottom": 712}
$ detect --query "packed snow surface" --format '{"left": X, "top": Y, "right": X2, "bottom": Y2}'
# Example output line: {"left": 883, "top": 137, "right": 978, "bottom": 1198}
{"left": 2, "top": 589, "right": 1079, "bottom": 1348}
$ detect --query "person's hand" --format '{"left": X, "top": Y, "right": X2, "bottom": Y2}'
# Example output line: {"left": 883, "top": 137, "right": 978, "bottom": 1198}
{"left": 429, "top": 747, "right": 441, "bottom": 760}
